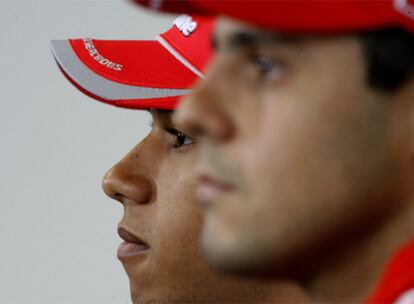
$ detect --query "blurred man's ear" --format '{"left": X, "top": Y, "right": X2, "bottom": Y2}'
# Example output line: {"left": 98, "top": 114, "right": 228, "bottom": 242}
{"left": 407, "top": 78, "right": 414, "bottom": 157}
{"left": 389, "top": 76, "right": 414, "bottom": 162}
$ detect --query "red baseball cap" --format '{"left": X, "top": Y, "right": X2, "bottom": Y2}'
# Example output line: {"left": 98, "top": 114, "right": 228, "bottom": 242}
{"left": 134, "top": 0, "right": 414, "bottom": 34}
{"left": 51, "top": 15, "right": 214, "bottom": 110}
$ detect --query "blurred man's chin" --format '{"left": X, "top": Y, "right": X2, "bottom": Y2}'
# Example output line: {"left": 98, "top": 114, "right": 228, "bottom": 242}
{"left": 201, "top": 218, "right": 275, "bottom": 277}
{"left": 202, "top": 220, "right": 319, "bottom": 282}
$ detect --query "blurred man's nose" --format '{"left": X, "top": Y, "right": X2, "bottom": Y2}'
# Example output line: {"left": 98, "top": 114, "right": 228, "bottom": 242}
{"left": 102, "top": 158, "right": 153, "bottom": 206}
{"left": 173, "top": 71, "right": 234, "bottom": 144}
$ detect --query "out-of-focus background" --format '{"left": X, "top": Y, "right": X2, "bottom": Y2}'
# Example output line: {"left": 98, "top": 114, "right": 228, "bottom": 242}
{"left": 0, "top": 1, "right": 175, "bottom": 303}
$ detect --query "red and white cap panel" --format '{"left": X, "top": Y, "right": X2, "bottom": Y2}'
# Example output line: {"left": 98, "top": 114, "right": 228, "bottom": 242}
{"left": 395, "top": 289, "right": 414, "bottom": 304}
{"left": 51, "top": 15, "right": 214, "bottom": 110}
{"left": 365, "top": 240, "right": 414, "bottom": 303}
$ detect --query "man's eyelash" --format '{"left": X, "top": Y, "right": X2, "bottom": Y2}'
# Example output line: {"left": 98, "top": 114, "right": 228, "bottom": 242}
{"left": 166, "top": 127, "right": 181, "bottom": 136}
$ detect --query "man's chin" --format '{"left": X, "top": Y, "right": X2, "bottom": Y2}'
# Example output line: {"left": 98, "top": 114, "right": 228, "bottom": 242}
{"left": 130, "top": 287, "right": 155, "bottom": 304}
{"left": 128, "top": 275, "right": 154, "bottom": 304}
{"left": 130, "top": 288, "right": 190, "bottom": 304}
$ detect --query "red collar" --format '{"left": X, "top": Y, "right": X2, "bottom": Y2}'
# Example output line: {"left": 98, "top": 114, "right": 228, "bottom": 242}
{"left": 365, "top": 240, "right": 414, "bottom": 303}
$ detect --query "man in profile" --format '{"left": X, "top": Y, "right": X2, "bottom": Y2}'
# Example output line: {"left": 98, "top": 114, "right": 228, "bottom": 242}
{"left": 136, "top": 1, "right": 414, "bottom": 302}
{"left": 51, "top": 14, "right": 306, "bottom": 303}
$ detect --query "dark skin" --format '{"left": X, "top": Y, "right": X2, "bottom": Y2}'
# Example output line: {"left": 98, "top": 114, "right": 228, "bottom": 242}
{"left": 102, "top": 110, "right": 307, "bottom": 304}
{"left": 174, "top": 17, "right": 414, "bottom": 302}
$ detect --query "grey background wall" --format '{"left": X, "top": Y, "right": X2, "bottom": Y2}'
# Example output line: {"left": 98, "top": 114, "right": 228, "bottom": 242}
{"left": 0, "top": 1, "right": 175, "bottom": 303}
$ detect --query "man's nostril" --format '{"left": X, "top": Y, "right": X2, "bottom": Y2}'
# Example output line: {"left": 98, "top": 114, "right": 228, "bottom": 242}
{"left": 113, "top": 192, "right": 124, "bottom": 201}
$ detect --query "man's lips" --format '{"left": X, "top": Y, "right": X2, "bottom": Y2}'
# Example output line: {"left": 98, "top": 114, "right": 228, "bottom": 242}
{"left": 117, "top": 227, "right": 149, "bottom": 260}
{"left": 197, "top": 174, "right": 234, "bottom": 204}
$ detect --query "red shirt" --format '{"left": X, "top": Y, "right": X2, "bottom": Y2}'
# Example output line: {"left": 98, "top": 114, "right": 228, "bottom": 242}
{"left": 365, "top": 240, "right": 414, "bottom": 303}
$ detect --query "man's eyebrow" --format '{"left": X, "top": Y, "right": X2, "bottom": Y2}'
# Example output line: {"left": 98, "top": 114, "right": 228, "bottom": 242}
{"left": 149, "top": 109, "right": 174, "bottom": 127}
{"left": 150, "top": 109, "right": 173, "bottom": 117}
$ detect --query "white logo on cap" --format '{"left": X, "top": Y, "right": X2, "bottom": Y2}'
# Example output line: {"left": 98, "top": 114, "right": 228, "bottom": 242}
{"left": 173, "top": 14, "right": 198, "bottom": 37}
{"left": 83, "top": 38, "right": 123, "bottom": 71}
{"left": 394, "top": 0, "right": 414, "bottom": 19}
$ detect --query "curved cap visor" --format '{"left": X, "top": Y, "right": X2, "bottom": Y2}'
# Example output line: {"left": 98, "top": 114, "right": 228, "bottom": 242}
{"left": 135, "top": 0, "right": 414, "bottom": 33}
{"left": 51, "top": 39, "right": 196, "bottom": 110}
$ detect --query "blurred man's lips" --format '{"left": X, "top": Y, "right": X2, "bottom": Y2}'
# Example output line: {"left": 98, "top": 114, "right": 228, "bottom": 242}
{"left": 117, "top": 227, "right": 149, "bottom": 260}
{"left": 197, "top": 174, "right": 234, "bottom": 204}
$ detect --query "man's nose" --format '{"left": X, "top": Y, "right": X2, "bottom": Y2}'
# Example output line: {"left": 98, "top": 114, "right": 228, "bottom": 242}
{"left": 102, "top": 160, "right": 153, "bottom": 206}
{"left": 173, "top": 70, "right": 234, "bottom": 143}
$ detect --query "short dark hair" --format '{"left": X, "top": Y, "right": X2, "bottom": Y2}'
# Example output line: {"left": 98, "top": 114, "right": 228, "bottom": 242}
{"left": 358, "top": 27, "right": 414, "bottom": 91}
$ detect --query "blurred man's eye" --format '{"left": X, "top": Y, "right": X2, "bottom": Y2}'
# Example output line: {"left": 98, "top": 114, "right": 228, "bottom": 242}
{"left": 255, "top": 56, "right": 286, "bottom": 83}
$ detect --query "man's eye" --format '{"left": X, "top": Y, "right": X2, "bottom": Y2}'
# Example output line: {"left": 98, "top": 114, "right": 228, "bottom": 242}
{"left": 166, "top": 128, "right": 194, "bottom": 149}
{"left": 255, "top": 56, "right": 285, "bottom": 82}
{"left": 174, "top": 132, "right": 194, "bottom": 148}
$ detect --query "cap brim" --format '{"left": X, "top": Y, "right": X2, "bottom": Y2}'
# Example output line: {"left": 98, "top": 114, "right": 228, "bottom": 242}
{"left": 51, "top": 39, "right": 198, "bottom": 110}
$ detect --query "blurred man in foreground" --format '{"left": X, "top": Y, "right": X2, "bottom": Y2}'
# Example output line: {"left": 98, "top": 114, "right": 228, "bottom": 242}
{"left": 51, "top": 15, "right": 306, "bottom": 303}
{"left": 136, "top": 1, "right": 414, "bottom": 303}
